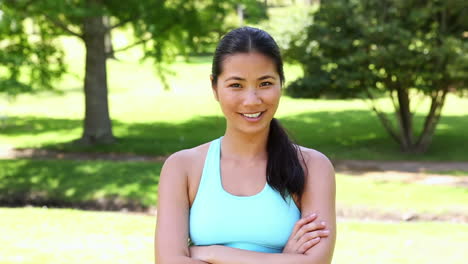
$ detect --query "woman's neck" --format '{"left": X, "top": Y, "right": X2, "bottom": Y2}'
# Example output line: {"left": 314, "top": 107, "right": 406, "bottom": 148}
{"left": 221, "top": 126, "right": 269, "bottom": 162}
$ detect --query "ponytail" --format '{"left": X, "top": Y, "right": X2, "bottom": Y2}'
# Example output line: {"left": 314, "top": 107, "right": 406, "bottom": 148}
{"left": 266, "top": 118, "right": 306, "bottom": 202}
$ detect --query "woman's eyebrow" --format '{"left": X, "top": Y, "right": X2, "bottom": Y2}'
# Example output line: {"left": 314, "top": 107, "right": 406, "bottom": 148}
{"left": 224, "top": 75, "right": 276, "bottom": 82}
{"left": 258, "top": 75, "right": 276, "bottom": 80}
{"left": 224, "top": 76, "right": 245, "bottom": 82}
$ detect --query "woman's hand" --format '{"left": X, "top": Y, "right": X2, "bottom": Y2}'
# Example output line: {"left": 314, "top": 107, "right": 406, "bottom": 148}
{"left": 282, "top": 213, "right": 330, "bottom": 254}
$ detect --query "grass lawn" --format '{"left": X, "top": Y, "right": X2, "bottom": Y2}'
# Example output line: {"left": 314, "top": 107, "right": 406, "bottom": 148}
{"left": 334, "top": 219, "right": 467, "bottom": 264}
{"left": 1, "top": 159, "right": 466, "bottom": 217}
{"left": 428, "top": 170, "right": 468, "bottom": 176}
{"left": 337, "top": 173, "right": 467, "bottom": 215}
{"left": 0, "top": 207, "right": 466, "bottom": 264}
{"left": 0, "top": 159, "right": 162, "bottom": 208}
{"left": 0, "top": 208, "right": 155, "bottom": 264}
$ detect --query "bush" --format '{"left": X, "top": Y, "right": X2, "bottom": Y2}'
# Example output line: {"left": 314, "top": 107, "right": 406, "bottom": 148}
{"left": 286, "top": 76, "right": 325, "bottom": 98}
{"left": 287, "top": 75, "right": 375, "bottom": 99}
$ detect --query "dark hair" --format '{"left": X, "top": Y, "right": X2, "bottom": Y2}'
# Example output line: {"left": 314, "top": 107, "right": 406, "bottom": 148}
{"left": 211, "top": 26, "right": 306, "bottom": 202}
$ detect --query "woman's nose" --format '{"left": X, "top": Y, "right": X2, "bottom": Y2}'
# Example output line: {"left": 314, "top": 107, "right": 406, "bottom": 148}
{"left": 243, "top": 89, "right": 262, "bottom": 106}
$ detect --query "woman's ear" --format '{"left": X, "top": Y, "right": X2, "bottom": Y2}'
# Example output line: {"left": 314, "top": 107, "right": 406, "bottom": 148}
{"left": 210, "top": 75, "right": 219, "bottom": 101}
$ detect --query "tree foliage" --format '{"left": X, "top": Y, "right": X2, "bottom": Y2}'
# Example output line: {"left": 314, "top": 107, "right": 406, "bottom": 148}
{"left": 285, "top": 0, "right": 468, "bottom": 153}
{"left": 0, "top": 4, "right": 66, "bottom": 96}
{"left": 0, "top": 0, "right": 266, "bottom": 144}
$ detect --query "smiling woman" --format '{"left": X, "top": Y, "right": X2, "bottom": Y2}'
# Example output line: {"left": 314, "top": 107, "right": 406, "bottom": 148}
{"left": 155, "top": 27, "right": 336, "bottom": 264}
{"left": 212, "top": 52, "right": 281, "bottom": 135}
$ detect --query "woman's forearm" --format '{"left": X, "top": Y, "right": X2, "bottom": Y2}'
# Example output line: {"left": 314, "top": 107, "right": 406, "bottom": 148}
{"left": 207, "top": 245, "right": 323, "bottom": 264}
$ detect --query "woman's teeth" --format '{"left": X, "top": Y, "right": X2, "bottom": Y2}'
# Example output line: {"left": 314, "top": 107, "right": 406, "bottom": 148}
{"left": 242, "top": 112, "right": 262, "bottom": 118}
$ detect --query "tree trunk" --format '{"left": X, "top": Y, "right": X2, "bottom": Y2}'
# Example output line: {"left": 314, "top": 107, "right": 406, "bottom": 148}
{"left": 415, "top": 88, "right": 449, "bottom": 153}
{"left": 75, "top": 14, "right": 115, "bottom": 145}
{"left": 103, "top": 16, "right": 115, "bottom": 59}
{"left": 396, "top": 87, "right": 414, "bottom": 152}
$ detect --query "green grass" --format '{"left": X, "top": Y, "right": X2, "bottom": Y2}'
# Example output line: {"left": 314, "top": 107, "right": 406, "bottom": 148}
{"left": 0, "top": 208, "right": 155, "bottom": 264}
{"left": 1, "top": 159, "right": 466, "bottom": 216}
{"left": 0, "top": 159, "right": 161, "bottom": 208}
{"left": 337, "top": 173, "right": 467, "bottom": 215}
{"left": 334, "top": 220, "right": 467, "bottom": 264}
{"left": 428, "top": 170, "right": 468, "bottom": 176}
{"left": 0, "top": 207, "right": 466, "bottom": 264}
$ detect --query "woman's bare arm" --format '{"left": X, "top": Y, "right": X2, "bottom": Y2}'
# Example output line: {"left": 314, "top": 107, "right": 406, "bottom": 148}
{"left": 299, "top": 149, "right": 336, "bottom": 262}
{"left": 155, "top": 151, "right": 209, "bottom": 264}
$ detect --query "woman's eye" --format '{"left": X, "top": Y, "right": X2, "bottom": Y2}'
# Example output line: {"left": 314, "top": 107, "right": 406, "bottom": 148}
{"left": 229, "top": 83, "right": 241, "bottom": 88}
{"left": 260, "top": 81, "right": 273, "bottom": 87}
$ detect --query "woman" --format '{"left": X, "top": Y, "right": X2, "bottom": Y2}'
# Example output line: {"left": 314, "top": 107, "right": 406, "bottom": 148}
{"left": 155, "top": 26, "right": 336, "bottom": 264}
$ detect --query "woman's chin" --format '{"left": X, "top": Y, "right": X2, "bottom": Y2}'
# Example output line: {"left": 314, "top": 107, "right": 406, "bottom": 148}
{"left": 233, "top": 122, "right": 271, "bottom": 135}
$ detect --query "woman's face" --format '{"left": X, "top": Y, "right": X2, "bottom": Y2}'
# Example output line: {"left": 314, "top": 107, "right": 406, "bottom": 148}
{"left": 212, "top": 52, "right": 281, "bottom": 135}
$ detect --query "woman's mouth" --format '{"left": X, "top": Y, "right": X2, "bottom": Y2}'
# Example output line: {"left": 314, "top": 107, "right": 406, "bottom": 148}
{"left": 239, "top": 111, "right": 265, "bottom": 122}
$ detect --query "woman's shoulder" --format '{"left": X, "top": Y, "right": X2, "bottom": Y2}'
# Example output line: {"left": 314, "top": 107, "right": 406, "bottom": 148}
{"left": 297, "top": 145, "right": 335, "bottom": 175}
{"left": 163, "top": 140, "right": 213, "bottom": 169}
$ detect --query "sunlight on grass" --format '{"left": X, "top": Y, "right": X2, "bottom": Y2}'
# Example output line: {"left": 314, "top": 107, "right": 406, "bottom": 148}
{"left": 0, "top": 208, "right": 155, "bottom": 264}
{"left": 334, "top": 220, "right": 467, "bottom": 264}
{"left": 337, "top": 174, "right": 468, "bottom": 215}
{"left": 0, "top": 207, "right": 466, "bottom": 264}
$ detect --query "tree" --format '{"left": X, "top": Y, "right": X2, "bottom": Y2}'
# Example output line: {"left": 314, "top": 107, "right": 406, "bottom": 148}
{"left": 285, "top": 0, "right": 468, "bottom": 153}
{"left": 0, "top": 0, "right": 264, "bottom": 145}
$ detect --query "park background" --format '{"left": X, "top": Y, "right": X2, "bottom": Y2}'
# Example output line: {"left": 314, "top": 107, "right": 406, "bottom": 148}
{"left": 0, "top": 0, "right": 467, "bottom": 263}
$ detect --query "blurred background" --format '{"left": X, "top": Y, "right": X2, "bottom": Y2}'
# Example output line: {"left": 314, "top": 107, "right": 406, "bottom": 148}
{"left": 0, "top": 0, "right": 467, "bottom": 263}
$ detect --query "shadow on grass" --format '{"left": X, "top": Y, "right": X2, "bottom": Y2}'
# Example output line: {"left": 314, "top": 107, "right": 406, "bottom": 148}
{"left": 1, "top": 110, "right": 467, "bottom": 161}
{"left": 0, "top": 159, "right": 161, "bottom": 210}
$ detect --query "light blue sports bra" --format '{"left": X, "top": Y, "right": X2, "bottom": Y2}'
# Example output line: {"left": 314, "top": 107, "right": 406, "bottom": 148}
{"left": 189, "top": 137, "right": 301, "bottom": 253}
